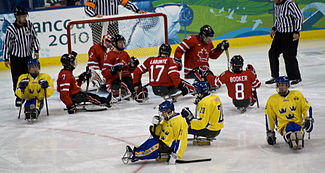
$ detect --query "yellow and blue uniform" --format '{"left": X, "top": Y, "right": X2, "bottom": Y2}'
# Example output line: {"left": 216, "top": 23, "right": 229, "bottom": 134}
{"left": 265, "top": 90, "right": 311, "bottom": 135}
{"left": 15, "top": 73, "right": 54, "bottom": 113}
{"left": 191, "top": 94, "right": 224, "bottom": 131}
{"left": 134, "top": 113, "right": 188, "bottom": 160}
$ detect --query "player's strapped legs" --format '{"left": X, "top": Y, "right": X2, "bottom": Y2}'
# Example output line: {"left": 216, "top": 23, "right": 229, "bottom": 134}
{"left": 110, "top": 78, "right": 132, "bottom": 98}
{"left": 152, "top": 86, "right": 178, "bottom": 97}
{"left": 122, "top": 77, "right": 135, "bottom": 94}
{"left": 133, "top": 138, "right": 160, "bottom": 161}
{"left": 70, "top": 91, "right": 107, "bottom": 105}
{"left": 24, "top": 98, "right": 43, "bottom": 119}
{"left": 282, "top": 122, "right": 304, "bottom": 149}
{"left": 232, "top": 98, "right": 251, "bottom": 112}
{"left": 188, "top": 69, "right": 217, "bottom": 88}
{"left": 188, "top": 128, "right": 221, "bottom": 139}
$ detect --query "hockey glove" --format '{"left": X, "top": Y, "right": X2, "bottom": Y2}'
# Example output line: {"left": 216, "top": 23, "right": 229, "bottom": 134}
{"left": 110, "top": 63, "right": 123, "bottom": 75}
{"left": 78, "top": 70, "right": 92, "bottom": 81}
{"left": 266, "top": 131, "right": 276, "bottom": 145}
{"left": 152, "top": 115, "right": 162, "bottom": 125}
{"left": 174, "top": 58, "right": 182, "bottom": 71}
{"left": 39, "top": 79, "right": 49, "bottom": 88}
{"left": 67, "top": 105, "right": 77, "bottom": 114}
{"left": 181, "top": 107, "right": 194, "bottom": 124}
{"left": 304, "top": 117, "right": 314, "bottom": 133}
{"left": 19, "top": 78, "right": 30, "bottom": 90}
{"left": 217, "top": 40, "right": 229, "bottom": 52}
{"left": 177, "top": 82, "right": 190, "bottom": 96}
{"left": 246, "top": 64, "right": 256, "bottom": 73}
{"left": 129, "top": 56, "right": 139, "bottom": 69}
{"left": 198, "top": 65, "right": 211, "bottom": 79}
{"left": 168, "top": 152, "right": 178, "bottom": 165}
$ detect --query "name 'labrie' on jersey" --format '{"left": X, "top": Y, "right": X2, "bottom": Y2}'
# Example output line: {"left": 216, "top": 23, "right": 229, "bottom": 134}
{"left": 215, "top": 69, "right": 261, "bottom": 100}
{"left": 133, "top": 56, "right": 181, "bottom": 88}
{"left": 265, "top": 90, "right": 312, "bottom": 134}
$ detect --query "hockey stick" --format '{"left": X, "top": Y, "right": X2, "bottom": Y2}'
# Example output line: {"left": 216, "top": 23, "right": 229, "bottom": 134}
{"left": 119, "top": 71, "right": 122, "bottom": 101}
{"left": 225, "top": 49, "right": 230, "bottom": 71}
{"left": 44, "top": 88, "right": 49, "bottom": 116}
{"left": 18, "top": 89, "right": 25, "bottom": 119}
{"left": 253, "top": 89, "right": 259, "bottom": 108}
{"left": 176, "top": 158, "right": 212, "bottom": 164}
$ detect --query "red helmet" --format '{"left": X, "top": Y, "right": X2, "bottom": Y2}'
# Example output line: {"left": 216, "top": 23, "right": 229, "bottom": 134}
{"left": 101, "top": 34, "right": 112, "bottom": 49}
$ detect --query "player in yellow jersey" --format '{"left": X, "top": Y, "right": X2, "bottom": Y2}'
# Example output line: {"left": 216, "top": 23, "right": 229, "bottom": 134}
{"left": 265, "top": 76, "right": 314, "bottom": 150}
{"left": 15, "top": 59, "right": 55, "bottom": 120}
{"left": 122, "top": 101, "right": 188, "bottom": 165}
{"left": 181, "top": 81, "right": 224, "bottom": 143}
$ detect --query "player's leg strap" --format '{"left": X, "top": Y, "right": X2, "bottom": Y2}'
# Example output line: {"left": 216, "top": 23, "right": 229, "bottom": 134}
{"left": 283, "top": 122, "right": 304, "bottom": 149}
{"left": 133, "top": 138, "right": 160, "bottom": 161}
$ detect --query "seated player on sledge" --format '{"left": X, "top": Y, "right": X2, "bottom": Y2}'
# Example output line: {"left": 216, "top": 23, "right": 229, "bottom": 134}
{"left": 122, "top": 101, "right": 188, "bottom": 165}
{"left": 174, "top": 25, "right": 229, "bottom": 89}
{"left": 57, "top": 51, "right": 112, "bottom": 114}
{"left": 101, "top": 34, "right": 139, "bottom": 101}
{"left": 265, "top": 76, "right": 314, "bottom": 150}
{"left": 133, "top": 43, "right": 194, "bottom": 101}
{"left": 86, "top": 34, "right": 113, "bottom": 90}
{"left": 215, "top": 55, "right": 261, "bottom": 113}
{"left": 181, "top": 81, "right": 224, "bottom": 145}
{"left": 15, "top": 59, "right": 55, "bottom": 120}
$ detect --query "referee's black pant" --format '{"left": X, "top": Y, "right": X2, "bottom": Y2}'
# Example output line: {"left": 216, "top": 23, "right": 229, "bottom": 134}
{"left": 10, "top": 55, "right": 32, "bottom": 95}
{"left": 268, "top": 32, "right": 301, "bottom": 81}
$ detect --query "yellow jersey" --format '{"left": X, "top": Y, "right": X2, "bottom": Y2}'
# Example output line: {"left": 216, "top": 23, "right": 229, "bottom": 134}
{"left": 265, "top": 90, "right": 311, "bottom": 134}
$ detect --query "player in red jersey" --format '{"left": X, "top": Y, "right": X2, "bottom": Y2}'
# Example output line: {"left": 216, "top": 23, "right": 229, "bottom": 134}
{"left": 133, "top": 44, "right": 193, "bottom": 100}
{"left": 57, "top": 52, "right": 111, "bottom": 114}
{"left": 174, "top": 25, "right": 229, "bottom": 88}
{"left": 101, "top": 34, "right": 139, "bottom": 100}
{"left": 87, "top": 34, "right": 112, "bottom": 70}
{"left": 215, "top": 55, "right": 261, "bottom": 112}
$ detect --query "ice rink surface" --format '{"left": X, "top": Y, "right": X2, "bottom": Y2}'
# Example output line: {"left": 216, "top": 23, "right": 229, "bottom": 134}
{"left": 0, "top": 39, "right": 324, "bottom": 173}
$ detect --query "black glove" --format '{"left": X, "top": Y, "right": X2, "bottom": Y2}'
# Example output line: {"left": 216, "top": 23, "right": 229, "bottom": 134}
{"left": 18, "top": 78, "right": 30, "bottom": 90}
{"left": 174, "top": 58, "right": 182, "bottom": 71}
{"left": 266, "top": 131, "right": 276, "bottom": 145}
{"left": 217, "top": 40, "right": 229, "bottom": 52}
{"left": 110, "top": 63, "right": 123, "bottom": 75}
{"left": 39, "top": 79, "right": 49, "bottom": 88}
{"left": 67, "top": 105, "right": 77, "bottom": 114}
{"left": 177, "top": 82, "right": 190, "bottom": 96}
{"left": 181, "top": 107, "right": 194, "bottom": 124}
{"left": 129, "top": 56, "right": 139, "bottom": 69}
{"left": 304, "top": 117, "right": 314, "bottom": 133}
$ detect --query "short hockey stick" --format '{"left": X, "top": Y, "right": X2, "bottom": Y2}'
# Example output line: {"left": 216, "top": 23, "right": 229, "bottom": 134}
{"left": 44, "top": 88, "right": 49, "bottom": 116}
{"left": 225, "top": 49, "right": 230, "bottom": 71}
{"left": 176, "top": 158, "right": 212, "bottom": 164}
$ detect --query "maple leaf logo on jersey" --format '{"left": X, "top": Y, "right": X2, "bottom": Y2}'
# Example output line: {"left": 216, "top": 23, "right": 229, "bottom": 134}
{"left": 197, "top": 48, "right": 209, "bottom": 62}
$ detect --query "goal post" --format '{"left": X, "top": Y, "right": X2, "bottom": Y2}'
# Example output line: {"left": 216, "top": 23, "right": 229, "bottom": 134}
{"left": 66, "top": 13, "right": 168, "bottom": 71}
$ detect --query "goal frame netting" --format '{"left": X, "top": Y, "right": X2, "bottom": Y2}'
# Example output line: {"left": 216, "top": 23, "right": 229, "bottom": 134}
{"left": 66, "top": 13, "right": 168, "bottom": 55}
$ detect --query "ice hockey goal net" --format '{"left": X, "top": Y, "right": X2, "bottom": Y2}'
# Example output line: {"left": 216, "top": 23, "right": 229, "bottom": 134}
{"left": 66, "top": 13, "right": 168, "bottom": 71}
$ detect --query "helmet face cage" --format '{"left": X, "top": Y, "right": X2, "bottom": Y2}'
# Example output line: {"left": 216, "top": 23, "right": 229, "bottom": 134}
{"left": 200, "top": 25, "right": 214, "bottom": 38}
{"left": 102, "top": 34, "right": 112, "bottom": 48}
{"left": 158, "top": 44, "right": 171, "bottom": 57}
{"left": 194, "top": 81, "right": 209, "bottom": 94}
{"left": 112, "top": 34, "right": 126, "bottom": 51}
{"left": 276, "top": 76, "right": 290, "bottom": 88}
{"left": 230, "top": 55, "right": 244, "bottom": 74}
{"left": 158, "top": 101, "right": 175, "bottom": 114}
{"left": 61, "top": 54, "right": 76, "bottom": 68}
{"left": 27, "top": 59, "right": 40, "bottom": 71}
{"left": 14, "top": 7, "right": 28, "bottom": 17}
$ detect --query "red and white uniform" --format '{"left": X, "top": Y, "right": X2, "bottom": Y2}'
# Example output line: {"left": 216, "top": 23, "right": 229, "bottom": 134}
{"left": 102, "top": 50, "right": 133, "bottom": 89}
{"left": 57, "top": 69, "right": 82, "bottom": 107}
{"left": 215, "top": 69, "right": 261, "bottom": 100}
{"left": 133, "top": 56, "right": 181, "bottom": 87}
{"left": 174, "top": 35, "right": 223, "bottom": 78}
{"left": 87, "top": 44, "right": 107, "bottom": 70}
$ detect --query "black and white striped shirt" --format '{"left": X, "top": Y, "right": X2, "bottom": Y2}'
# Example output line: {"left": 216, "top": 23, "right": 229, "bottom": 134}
{"left": 2, "top": 20, "right": 40, "bottom": 60}
{"left": 273, "top": 0, "right": 303, "bottom": 33}
{"left": 85, "top": 0, "right": 139, "bottom": 17}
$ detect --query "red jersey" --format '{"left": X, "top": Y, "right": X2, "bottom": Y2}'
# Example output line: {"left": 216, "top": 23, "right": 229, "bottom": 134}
{"left": 133, "top": 56, "right": 181, "bottom": 87}
{"left": 174, "top": 35, "right": 222, "bottom": 78}
{"left": 87, "top": 44, "right": 107, "bottom": 70}
{"left": 57, "top": 69, "right": 82, "bottom": 107}
{"left": 102, "top": 50, "right": 133, "bottom": 85}
{"left": 215, "top": 70, "right": 261, "bottom": 100}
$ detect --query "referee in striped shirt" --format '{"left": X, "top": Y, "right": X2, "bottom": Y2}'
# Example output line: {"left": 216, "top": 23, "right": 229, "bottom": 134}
{"left": 266, "top": 0, "right": 303, "bottom": 85}
{"left": 2, "top": 7, "right": 40, "bottom": 107}
{"left": 84, "top": 0, "right": 146, "bottom": 44}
